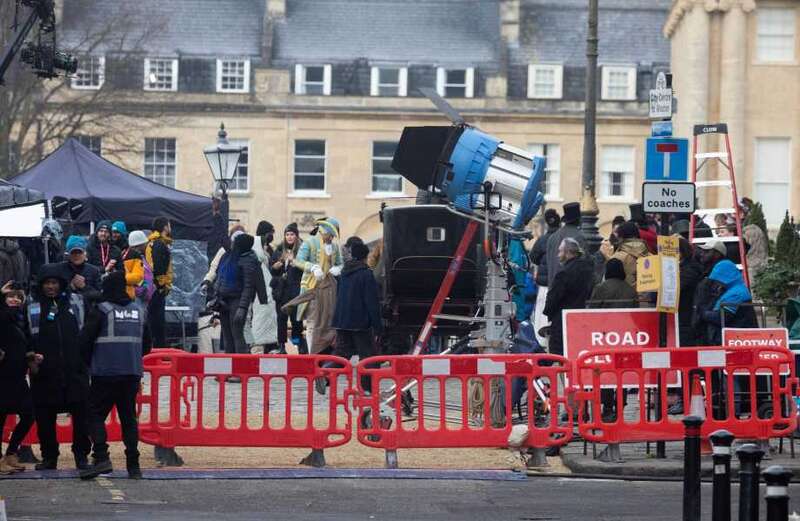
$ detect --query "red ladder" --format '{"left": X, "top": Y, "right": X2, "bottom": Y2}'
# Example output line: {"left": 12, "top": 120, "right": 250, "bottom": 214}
{"left": 689, "top": 123, "right": 750, "bottom": 288}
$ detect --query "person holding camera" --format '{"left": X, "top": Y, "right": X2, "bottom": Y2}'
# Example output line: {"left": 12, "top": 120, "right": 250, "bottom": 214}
{"left": 0, "top": 281, "right": 40, "bottom": 474}
{"left": 270, "top": 223, "right": 306, "bottom": 354}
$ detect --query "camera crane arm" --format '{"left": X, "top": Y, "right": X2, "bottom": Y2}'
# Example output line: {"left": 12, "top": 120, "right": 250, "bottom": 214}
{"left": 0, "top": 7, "right": 40, "bottom": 85}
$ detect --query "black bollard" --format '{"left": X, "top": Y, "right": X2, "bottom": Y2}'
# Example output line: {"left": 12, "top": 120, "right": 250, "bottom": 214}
{"left": 710, "top": 429, "right": 735, "bottom": 521}
{"left": 683, "top": 415, "right": 704, "bottom": 521}
{"left": 737, "top": 443, "right": 766, "bottom": 521}
{"left": 763, "top": 465, "right": 793, "bottom": 521}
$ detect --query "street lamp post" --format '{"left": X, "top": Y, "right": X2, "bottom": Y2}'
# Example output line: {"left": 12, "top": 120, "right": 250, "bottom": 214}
{"left": 204, "top": 122, "right": 243, "bottom": 197}
{"left": 580, "top": 0, "right": 602, "bottom": 253}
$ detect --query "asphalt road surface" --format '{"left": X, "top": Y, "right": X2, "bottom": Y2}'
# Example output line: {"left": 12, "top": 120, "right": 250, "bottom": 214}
{"left": 4, "top": 475, "right": 800, "bottom": 521}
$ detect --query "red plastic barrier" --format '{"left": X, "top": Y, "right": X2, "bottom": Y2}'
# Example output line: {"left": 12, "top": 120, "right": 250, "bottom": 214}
{"left": 575, "top": 346, "right": 798, "bottom": 444}
{"left": 137, "top": 351, "right": 353, "bottom": 450}
{"left": 355, "top": 354, "right": 573, "bottom": 450}
{"left": 2, "top": 408, "right": 124, "bottom": 446}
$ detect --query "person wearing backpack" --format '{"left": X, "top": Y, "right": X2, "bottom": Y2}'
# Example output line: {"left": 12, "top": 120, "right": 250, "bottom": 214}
{"left": 122, "top": 231, "right": 154, "bottom": 304}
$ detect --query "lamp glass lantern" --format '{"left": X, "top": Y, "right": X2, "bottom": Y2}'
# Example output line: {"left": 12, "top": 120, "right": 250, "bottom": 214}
{"left": 204, "top": 123, "right": 243, "bottom": 192}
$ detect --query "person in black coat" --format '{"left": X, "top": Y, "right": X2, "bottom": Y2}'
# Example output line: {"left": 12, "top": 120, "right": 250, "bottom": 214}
{"left": 60, "top": 236, "right": 102, "bottom": 304}
{"left": 215, "top": 233, "right": 268, "bottom": 354}
{"left": 86, "top": 221, "right": 123, "bottom": 273}
{"left": 270, "top": 223, "right": 307, "bottom": 354}
{"left": 0, "top": 283, "right": 38, "bottom": 474}
{"left": 543, "top": 238, "right": 595, "bottom": 356}
{"left": 29, "top": 263, "right": 92, "bottom": 471}
{"left": 678, "top": 237, "right": 704, "bottom": 347}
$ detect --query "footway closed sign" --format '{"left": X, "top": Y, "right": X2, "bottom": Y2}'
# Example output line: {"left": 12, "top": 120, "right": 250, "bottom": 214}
{"left": 642, "top": 182, "right": 696, "bottom": 214}
{"left": 563, "top": 309, "right": 680, "bottom": 388}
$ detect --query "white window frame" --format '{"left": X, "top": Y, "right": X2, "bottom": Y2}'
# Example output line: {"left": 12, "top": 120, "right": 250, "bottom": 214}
{"left": 527, "top": 64, "right": 563, "bottom": 99}
{"left": 143, "top": 138, "right": 178, "bottom": 188}
{"left": 370, "top": 141, "right": 403, "bottom": 196}
{"left": 370, "top": 66, "right": 408, "bottom": 97}
{"left": 294, "top": 64, "right": 332, "bottom": 95}
{"left": 71, "top": 55, "right": 105, "bottom": 90}
{"left": 601, "top": 65, "right": 637, "bottom": 101}
{"left": 216, "top": 58, "right": 251, "bottom": 93}
{"left": 76, "top": 135, "right": 102, "bottom": 156}
{"left": 292, "top": 139, "right": 327, "bottom": 195}
{"left": 227, "top": 139, "right": 250, "bottom": 193}
{"left": 754, "top": 137, "right": 792, "bottom": 227}
{"left": 528, "top": 143, "right": 561, "bottom": 201}
{"left": 756, "top": 7, "right": 796, "bottom": 63}
{"left": 599, "top": 145, "right": 636, "bottom": 201}
{"left": 436, "top": 67, "right": 474, "bottom": 98}
{"left": 143, "top": 58, "right": 178, "bottom": 92}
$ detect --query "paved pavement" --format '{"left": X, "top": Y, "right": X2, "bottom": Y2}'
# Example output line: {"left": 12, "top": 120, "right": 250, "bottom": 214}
{"left": 6, "top": 474, "right": 800, "bottom": 521}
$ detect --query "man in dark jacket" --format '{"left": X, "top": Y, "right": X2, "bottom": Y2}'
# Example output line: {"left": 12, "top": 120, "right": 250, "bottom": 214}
{"left": 79, "top": 271, "right": 151, "bottom": 480}
{"left": 145, "top": 217, "right": 173, "bottom": 347}
{"left": 545, "top": 203, "right": 587, "bottom": 287}
{"left": 543, "top": 238, "right": 595, "bottom": 356}
{"left": 28, "top": 263, "right": 91, "bottom": 471}
{"left": 324, "top": 238, "right": 382, "bottom": 394}
{"left": 215, "top": 233, "right": 268, "bottom": 354}
{"left": 678, "top": 237, "right": 704, "bottom": 347}
{"left": 60, "top": 236, "right": 102, "bottom": 303}
{"left": 86, "top": 221, "right": 123, "bottom": 273}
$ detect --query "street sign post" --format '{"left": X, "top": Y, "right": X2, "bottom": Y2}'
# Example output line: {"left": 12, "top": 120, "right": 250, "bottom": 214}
{"left": 642, "top": 181, "right": 696, "bottom": 214}
{"left": 645, "top": 137, "right": 689, "bottom": 181}
{"left": 649, "top": 71, "right": 673, "bottom": 120}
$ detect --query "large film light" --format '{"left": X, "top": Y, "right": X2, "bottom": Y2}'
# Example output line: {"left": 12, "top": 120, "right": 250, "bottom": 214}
{"left": 392, "top": 125, "right": 546, "bottom": 230}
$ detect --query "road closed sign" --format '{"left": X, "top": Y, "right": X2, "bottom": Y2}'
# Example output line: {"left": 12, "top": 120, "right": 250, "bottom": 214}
{"left": 563, "top": 309, "right": 680, "bottom": 388}
{"left": 642, "top": 182, "right": 696, "bottom": 214}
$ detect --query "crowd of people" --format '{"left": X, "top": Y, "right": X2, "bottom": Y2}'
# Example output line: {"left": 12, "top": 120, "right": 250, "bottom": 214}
{"left": 528, "top": 200, "right": 768, "bottom": 421}
{"left": 0, "top": 214, "right": 384, "bottom": 477}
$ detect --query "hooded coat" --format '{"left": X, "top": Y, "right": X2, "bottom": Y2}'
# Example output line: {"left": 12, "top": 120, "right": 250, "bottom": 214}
{"left": 0, "top": 238, "right": 29, "bottom": 288}
{"left": 743, "top": 224, "right": 769, "bottom": 283}
{"left": 693, "top": 260, "right": 757, "bottom": 345}
{"left": 588, "top": 259, "right": 638, "bottom": 308}
{"left": 29, "top": 263, "right": 90, "bottom": 407}
{"left": 216, "top": 234, "right": 268, "bottom": 313}
{"left": 331, "top": 260, "right": 382, "bottom": 332}
{"left": 0, "top": 296, "right": 33, "bottom": 413}
{"left": 611, "top": 238, "right": 650, "bottom": 288}
{"left": 246, "top": 235, "right": 278, "bottom": 346}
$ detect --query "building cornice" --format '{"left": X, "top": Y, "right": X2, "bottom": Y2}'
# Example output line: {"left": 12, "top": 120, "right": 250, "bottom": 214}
{"left": 664, "top": 0, "right": 755, "bottom": 38}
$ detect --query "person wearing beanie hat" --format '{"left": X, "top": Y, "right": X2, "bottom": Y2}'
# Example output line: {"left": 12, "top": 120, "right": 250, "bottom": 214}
{"left": 78, "top": 270, "right": 150, "bottom": 480}
{"left": 544, "top": 202, "right": 587, "bottom": 287}
{"left": 111, "top": 221, "right": 128, "bottom": 252}
{"left": 87, "top": 221, "right": 123, "bottom": 273}
{"left": 270, "top": 223, "right": 306, "bottom": 354}
{"left": 248, "top": 222, "right": 279, "bottom": 353}
{"left": 213, "top": 233, "right": 268, "bottom": 355}
{"left": 319, "top": 236, "right": 381, "bottom": 396}
{"left": 293, "top": 217, "right": 342, "bottom": 349}
{"left": 59, "top": 236, "right": 102, "bottom": 303}
{"left": 529, "top": 208, "right": 562, "bottom": 347}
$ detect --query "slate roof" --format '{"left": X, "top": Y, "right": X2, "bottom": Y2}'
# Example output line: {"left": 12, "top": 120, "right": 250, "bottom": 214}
{"left": 60, "top": 0, "right": 265, "bottom": 57}
{"left": 514, "top": 0, "right": 671, "bottom": 66}
{"left": 272, "top": 0, "right": 501, "bottom": 66}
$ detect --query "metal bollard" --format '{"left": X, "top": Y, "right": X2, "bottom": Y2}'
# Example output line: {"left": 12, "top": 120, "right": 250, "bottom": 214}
{"left": 763, "top": 465, "right": 793, "bottom": 521}
{"left": 736, "top": 443, "right": 766, "bottom": 521}
{"left": 710, "top": 429, "right": 735, "bottom": 521}
{"left": 683, "top": 415, "right": 704, "bottom": 521}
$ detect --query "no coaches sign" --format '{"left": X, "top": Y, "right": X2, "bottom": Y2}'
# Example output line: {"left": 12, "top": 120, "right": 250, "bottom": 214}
{"left": 642, "top": 181, "right": 696, "bottom": 214}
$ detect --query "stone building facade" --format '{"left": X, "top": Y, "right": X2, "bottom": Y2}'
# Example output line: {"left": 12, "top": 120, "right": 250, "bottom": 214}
{"left": 666, "top": 0, "right": 799, "bottom": 227}
{"left": 55, "top": 0, "right": 671, "bottom": 240}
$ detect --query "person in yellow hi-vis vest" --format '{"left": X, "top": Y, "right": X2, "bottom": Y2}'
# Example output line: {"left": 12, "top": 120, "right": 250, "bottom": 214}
{"left": 292, "top": 217, "right": 342, "bottom": 350}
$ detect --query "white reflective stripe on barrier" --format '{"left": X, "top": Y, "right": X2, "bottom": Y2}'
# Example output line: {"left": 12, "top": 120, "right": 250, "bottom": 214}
{"left": 477, "top": 359, "right": 505, "bottom": 375}
{"left": 642, "top": 351, "right": 670, "bottom": 369}
{"left": 766, "top": 486, "right": 788, "bottom": 498}
{"left": 698, "top": 350, "right": 726, "bottom": 367}
{"left": 259, "top": 358, "right": 288, "bottom": 375}
{"left": 204, "top": 357, "right": 232, "bottom": 375}
{"left": 422, "top": 359, "right": 450, "bottom": 376}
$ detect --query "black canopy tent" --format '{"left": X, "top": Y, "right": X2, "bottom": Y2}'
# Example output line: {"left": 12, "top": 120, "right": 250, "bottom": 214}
{"left": 10, "top": 139, "right": 216, "bottom": 241}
